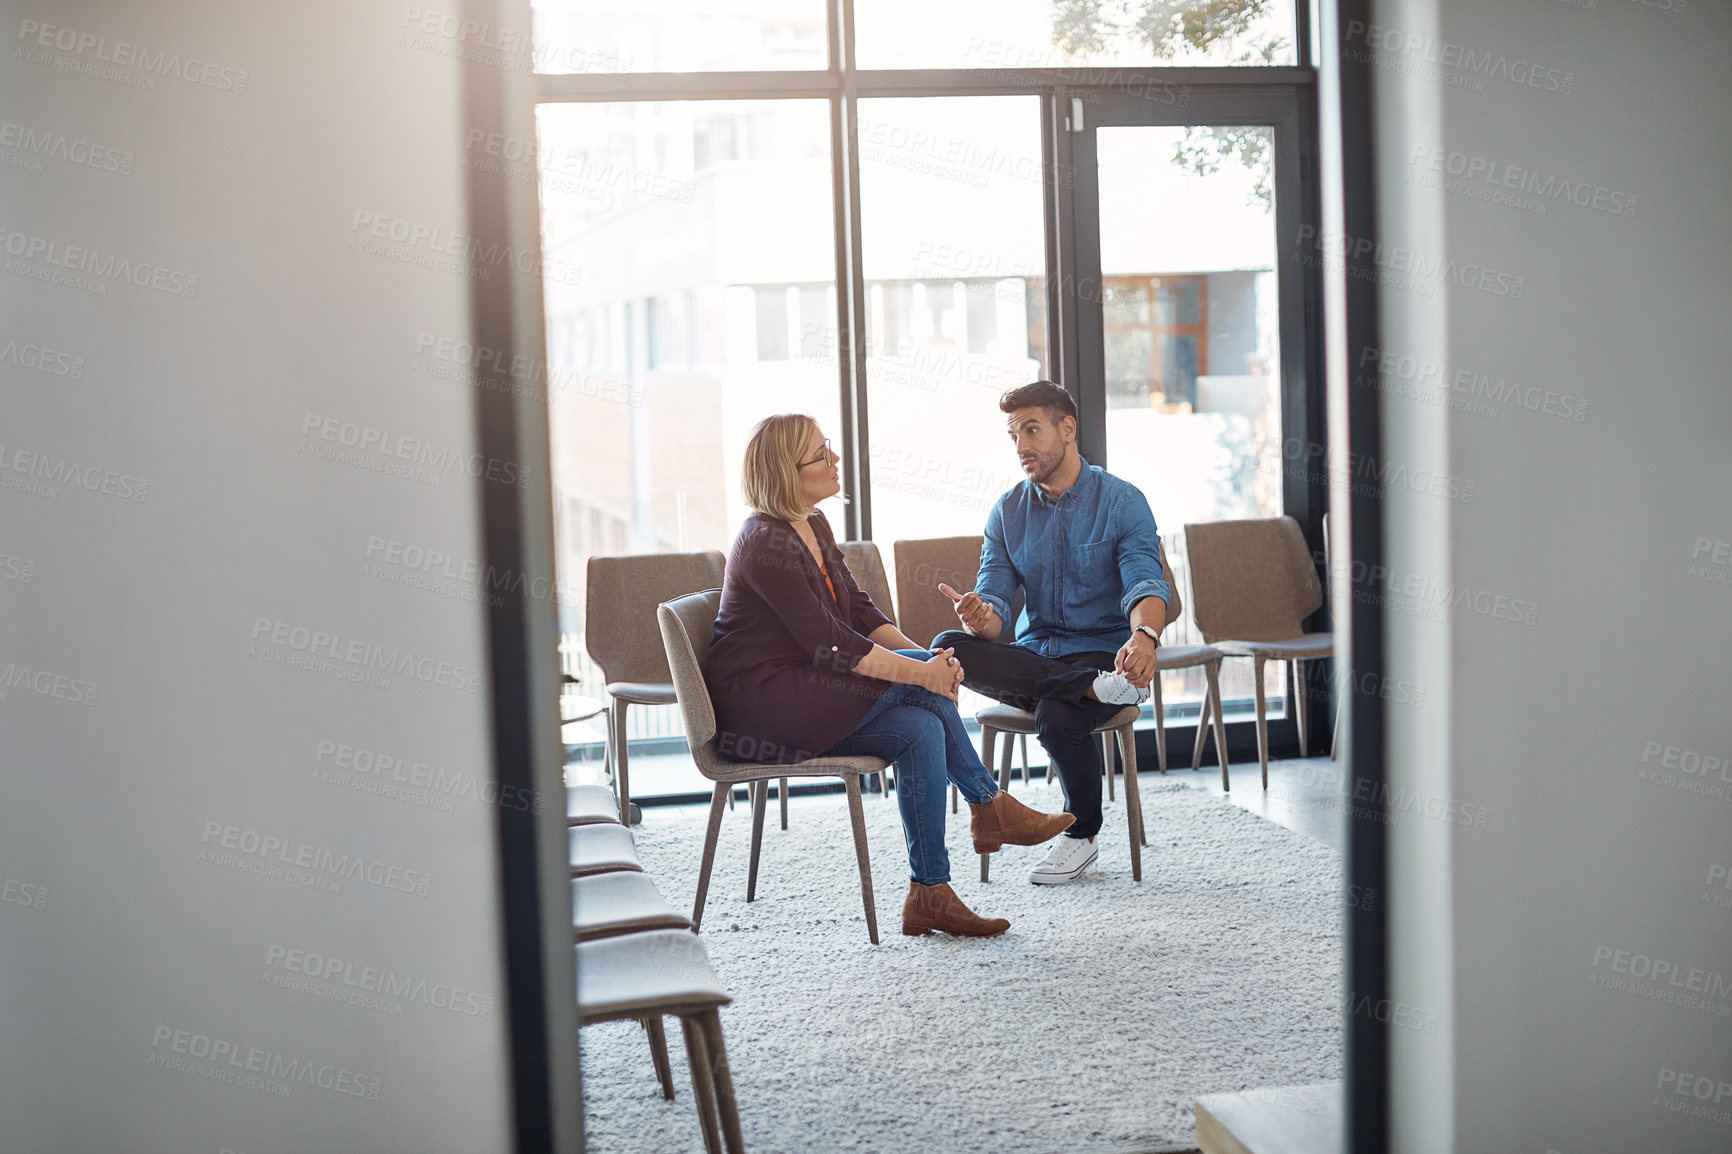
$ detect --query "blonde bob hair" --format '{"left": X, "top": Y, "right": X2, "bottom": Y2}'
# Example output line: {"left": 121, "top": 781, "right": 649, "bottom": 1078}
{"left": 740, "top": 413, "right": 842, "bottom": 522}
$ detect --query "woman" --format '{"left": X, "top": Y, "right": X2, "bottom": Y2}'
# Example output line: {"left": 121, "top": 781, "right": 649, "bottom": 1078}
{"left": 705, "top": 414, "right": 1075, "bottom": 938}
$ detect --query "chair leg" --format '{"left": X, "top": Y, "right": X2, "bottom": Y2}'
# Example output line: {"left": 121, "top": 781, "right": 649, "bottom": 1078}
{"left": 997, "top": 732, "right": 1014, "bottom": 792}
{"left": 602, "top": 701, "right": 615, "bottom": 785}
{"left": 1292, "top": 659, "right": 1309, "bottom": 757}
{"left": 990, "top": 727, "right": 1004, "bottom": 880}
{"left": 611, "top": 700, "right": 633, "bottom": 824}
{"left": 696, "top": 1009, "right": 745, "bottom": 1154}
{"left": 950, "top": 783, "right": 957, "bottom": 814}
{"left": 844, "top": 776, "right": 879, "bottom": 944}
{"left": 1119, "top": 726, "right": 1143, "bottom": 882}
{"left": 1191, "top": 680, "right": 1212, "bottom": 772}
{"left": 747, "top": 779, "right": 768, "bottom": 903}
{"left": 1151, "top": 673, "right": 1169, "bottom": 774}
{"left": 680, "top": 1014, "right": 723, "bottom": 1154}
{"left": 778, "top": 776, "right": 789, "bottom": 829}
{"left": 1331, "top": 672, "right": 1344, "bottom": 761}
{"left": 692, "top": 783, "right": 729, "bottom": 931}
{"left": 1019, "top": 734, "right": 1031, "bottom": 785}
{"left": 1103, "top": 731, "right": 1116, "bottom": 801}
{"left": 644, "top": 1016, "right": 675, "bottom": 1101}
{"left": 1207, "top": 659, "right": 1231, "bottom": 793}
{"left": 1253, "top": 656, "right": 1269, "bottom": 790}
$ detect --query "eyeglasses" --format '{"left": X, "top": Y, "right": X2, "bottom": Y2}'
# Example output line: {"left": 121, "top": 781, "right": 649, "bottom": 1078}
{"left": 797, "top": 439, "right": 834, "bottom": 470}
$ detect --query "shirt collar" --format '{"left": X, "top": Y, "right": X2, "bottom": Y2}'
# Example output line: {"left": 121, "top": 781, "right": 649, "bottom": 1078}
{"left": 1031, "top": 455, "right": 1095, "bottom": 508}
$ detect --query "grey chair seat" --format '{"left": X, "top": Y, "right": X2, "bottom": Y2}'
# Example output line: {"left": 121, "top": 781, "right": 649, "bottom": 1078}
{"left": 605, "top": 680, "right": 678, "bottom": 705}
{"left": 577, "top": 930, "right": 731, "bottom": 1021}
{"left": 1215, "top": 633, "right": 1334, "bottom": 661}
{"left": 568, "top": 784, "right": 624, "bottom": 826}
{"left": 573, "top": 870, "right": 692, "bottom": 941}
{"left": 974, "top": 701, "right": 1141, "bottom": 733}
{"left": 703, "top": 753, "right": 887, "bottom": 784}
{"left": 569, "top": 822, "right": 643, "bottom": 877}
{"left": 1154, "top": 643, "right": 1226, "bottom": 667}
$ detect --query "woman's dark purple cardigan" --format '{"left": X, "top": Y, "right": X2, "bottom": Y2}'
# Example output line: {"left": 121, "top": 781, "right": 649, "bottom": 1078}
{"left": 705, "top": 510, "right": 893, "bottom": 766}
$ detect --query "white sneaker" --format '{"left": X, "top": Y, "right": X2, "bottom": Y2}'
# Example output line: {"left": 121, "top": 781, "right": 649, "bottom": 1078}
{"left": 1091, "top": 670, "right": 1149, "bottom": 706}
{"left": 1028, "top": 835, "right": 1098, "bottom": 885}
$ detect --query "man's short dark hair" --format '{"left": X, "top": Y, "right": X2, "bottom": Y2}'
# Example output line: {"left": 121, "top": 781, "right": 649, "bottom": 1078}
{"left": 999, "top": 380, "right": 1078, "bottom": 428}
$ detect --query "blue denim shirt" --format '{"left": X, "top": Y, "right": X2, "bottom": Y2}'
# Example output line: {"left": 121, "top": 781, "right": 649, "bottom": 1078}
{"left": 977, "top": 457, "right": 1171, "bottom": 658}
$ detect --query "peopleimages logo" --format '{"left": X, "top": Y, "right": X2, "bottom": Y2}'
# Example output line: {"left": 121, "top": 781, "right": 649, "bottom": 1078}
{"left": 0, "top": 443, "right": 148, "bottom": 501}
{"left": 148, "top": 1024, "right": 381, "bottom": 1100}
{"left": 1409, "top": 145, "right": 1637, "bottom": 218}
{"left": 0, "top": 120, "right": 134, "bottom": 175}
{"left": 1297, "top": 224, "right": 1526, "bottom": 298}
{"left": 249, "top": 615, "right": 483, "bottom": 693}
{"left": 349, "top": 210, "right": 582, "bottom": 286}
{"left": 0, "top": 661, "right": 98, "bottom": 706}
{"left": 1654, "top": 1066, "right": 1732, "bottom": 1128}
{"left": 299, "top": 412, "right": 530, "bottom": 489}
{"left": 363, "top": 535, "right": 581, "bottom": 609}
{"left": 199, "top": 820, "right": 434, "bottom": 898}
{"left": 265, "top": 943, "right": 497, "bottom": 1019}
{"left": 0, "top": 226, "right": 197, "bottom": 297}
{"left": 1589, "top": 945, "right": 1732, "bottom": 1017}
{"left": 413, "top": 330, "right": 642, "bottom": 407}
{"left": 1341, "top": 20, "right": 1576, "bottom": 95}
{"left": 314, "top": 738, "right": 542, "bottom": 814}
{"left": 1356, "top": 344, "right": 1589, "bottom": 422}
{"left": 0, "top": 336, "right": 85, "bottom": 377}
{"left": 16, "top": 20, "right": 250, "bottom": 93}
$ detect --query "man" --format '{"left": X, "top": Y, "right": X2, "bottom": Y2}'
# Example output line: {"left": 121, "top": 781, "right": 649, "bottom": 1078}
{"left": 932, "top": 380, "right": 1170, "bottom": 885}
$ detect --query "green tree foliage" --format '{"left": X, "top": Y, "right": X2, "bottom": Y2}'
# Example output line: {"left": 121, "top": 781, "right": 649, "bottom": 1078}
{"left": 1050, "top": 0, "right": 1283, "bottom": 208}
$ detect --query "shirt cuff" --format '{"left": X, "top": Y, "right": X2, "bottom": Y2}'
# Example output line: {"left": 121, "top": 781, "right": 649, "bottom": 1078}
{"left": 821, "top": 626, "right": 878, "bottom": 671}
{"left": 1121, "top": 579, "right": 1172, "bottom": 619}
{"left": 978, "top": 592, "right": 1012, "bottom": 628}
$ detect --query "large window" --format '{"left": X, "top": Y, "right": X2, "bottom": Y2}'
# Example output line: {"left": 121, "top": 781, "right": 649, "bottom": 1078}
{"left": 538, "top": 99, "right": 844, "bottom": 761}
{"left": 1097, "top": 123, "right": 1286, "bottom": 714}
{"left": 854, "top": 0, "right": 1296, "bottom": 69}
{"left": 533, "top": 3, "right": 1321, "bottom": 796}
{"left": 857, "top": 95, "right": 1049, "bottom": 545}
{"left": 531, "top": 0, "right": 828, "bottom": 73}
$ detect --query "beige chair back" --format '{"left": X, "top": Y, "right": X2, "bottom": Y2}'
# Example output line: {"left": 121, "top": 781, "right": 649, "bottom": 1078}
{"left": 586, "top": 551, "right": 726, "bottom": 685}
{"left": 1183, "top": 516, "right": 1323, "bottom": 643}
{"left": 893, "top": 536, "right": 988, "bottom": 649}
{"left": 838, "top": 540, "right": 896, "bottom": 625}
{"left": 656, "top": 589, "right": 724, "bottom": 774}
{"left": 1154, "top": 537, "right": 1183, "bottom": 630}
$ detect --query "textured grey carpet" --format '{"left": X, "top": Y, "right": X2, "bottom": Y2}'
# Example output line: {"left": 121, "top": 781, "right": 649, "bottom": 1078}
{"left": 580, "top": 779, "right": 1342, "bottom": 1154}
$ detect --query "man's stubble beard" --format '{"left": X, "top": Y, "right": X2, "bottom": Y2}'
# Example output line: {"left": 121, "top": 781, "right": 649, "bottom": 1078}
{"left": 1027, "top": 444, "right": 1067, "bottom": 487}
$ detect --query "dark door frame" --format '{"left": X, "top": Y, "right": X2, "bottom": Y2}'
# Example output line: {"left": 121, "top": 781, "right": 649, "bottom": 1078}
{"left": 1050, "top": 83, "right": 1331, "bottom": 770}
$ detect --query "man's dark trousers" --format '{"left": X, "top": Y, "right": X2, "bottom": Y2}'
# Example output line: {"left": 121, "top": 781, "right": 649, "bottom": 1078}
{"left": 931, "top": 629, "right": 1125, "bottom": 840}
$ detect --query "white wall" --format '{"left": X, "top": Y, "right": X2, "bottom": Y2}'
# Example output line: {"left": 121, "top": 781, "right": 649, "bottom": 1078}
{"left": 0, "top": 2, "right": 539, "bottom": 1149}
{"left": 1363, "top": 1, "right": 1732, "bottom": 1150}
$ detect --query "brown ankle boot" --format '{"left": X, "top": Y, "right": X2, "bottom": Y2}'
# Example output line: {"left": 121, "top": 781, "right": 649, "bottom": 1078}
{"left": 901, "top": 882, "right": 1010, "bottom": 937}
{"left": 968, "top": 790, "right": 1076, "bottom": 855}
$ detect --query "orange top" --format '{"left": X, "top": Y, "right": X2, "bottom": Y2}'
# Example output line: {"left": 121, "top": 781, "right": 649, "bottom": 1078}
{"left": 817, "top": 559, "right": 838, "bottom": 602}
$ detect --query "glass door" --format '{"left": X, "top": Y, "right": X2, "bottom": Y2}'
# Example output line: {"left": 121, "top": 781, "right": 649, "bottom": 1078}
{"left": 1060, "top": 92, "right": 1324, "bottom": 737}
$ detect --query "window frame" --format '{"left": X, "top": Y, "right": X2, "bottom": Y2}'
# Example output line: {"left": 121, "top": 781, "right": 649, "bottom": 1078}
{"left": 532, "top": 0, "right": 1330, "bottom": 760}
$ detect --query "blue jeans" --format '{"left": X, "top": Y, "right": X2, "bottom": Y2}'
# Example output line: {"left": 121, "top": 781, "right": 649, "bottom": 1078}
{"left": 820, "top": 652, "right": 1000, "bottom": 885}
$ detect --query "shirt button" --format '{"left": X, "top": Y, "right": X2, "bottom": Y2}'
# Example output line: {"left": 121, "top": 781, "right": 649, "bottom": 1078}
{"left": 831, "top": 645, "right": 839, "bottom": 651}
